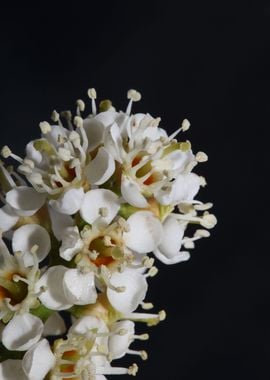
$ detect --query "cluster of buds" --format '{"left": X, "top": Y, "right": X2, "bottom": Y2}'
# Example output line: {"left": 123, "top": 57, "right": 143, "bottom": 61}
{"left": 0, "top": 89, "right": 216, "bottom": 379}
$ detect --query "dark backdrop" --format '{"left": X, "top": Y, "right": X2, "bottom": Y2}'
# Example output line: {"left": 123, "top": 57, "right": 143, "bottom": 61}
{"left": 0, "top": 2, "right": 269, "bottom": 379}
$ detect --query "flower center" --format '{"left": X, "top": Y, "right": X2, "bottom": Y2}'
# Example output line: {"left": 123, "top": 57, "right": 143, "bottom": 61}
{"left": 0, "top": 272, "right": 28, "bottom": 305}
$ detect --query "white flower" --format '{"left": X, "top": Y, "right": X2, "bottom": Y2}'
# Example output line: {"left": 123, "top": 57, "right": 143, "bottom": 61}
{"left": 0, "top": 237, "right": 43, "bottom": 350}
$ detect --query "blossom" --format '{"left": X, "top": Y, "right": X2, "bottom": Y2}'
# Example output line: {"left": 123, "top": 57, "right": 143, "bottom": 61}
{"left": 0, "top": 236, "right": 43, "bottom": 350}
{"left": 0, "top": 88, "right": 216, "bottom": 378}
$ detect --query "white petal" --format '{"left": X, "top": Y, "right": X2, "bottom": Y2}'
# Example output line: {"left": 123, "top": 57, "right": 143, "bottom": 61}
{"left": 165, "top": 149, "right": 193, "bottom": 172}
{"left": 83, "top": 118, "right": 105, "bottom": 151}
{"left": 156, "top": 173, "right": 201, "bottom": 206}
{"left": 107, "top": 270, "right": 148, "bottom": 314}
{"left": 121, "top": 175, "right": 148, "bottom": 208}
{"left": 109, "top": 320, "right": 135, "bottom": 359}
{"left": 158, "top": 216, "right": 185, "bottom": 257}
{"left": 36, "top": 266, "right": 72, "bottom": 310}
{"left": 153, "top": 216, "right": 190, "bottom": 264}
{"left": 6, "top": 186, "right": 45, "bottom": 217}
{"left": 153, "top": 247, "right": 190, "bottom": 264}
{"left": 2, "top": 313, "right": 43, "bottom": 351}
{"left": 63, "top": 269, "right": 97, "bottom": 305}
{"left": 48, "top": 206, "right": 74, "bottom": 241}
{"left": 70, "top": 315, "right": 108, "bottom": 336}
{"left": 104, "top": 123, "right": 123, "bottom": 163}
{"left": 124, "top": 211, "right": 163, "bottom": 254}
{"left": 0, "top": 205, "right": 19, "bottom": 231}
{"left": 26, "top": 141, "right": 44, "bottom": 167}
{"left": 85, "top": 147, "right": 115, "bottom": 185}
{"left": 43, "top": 313, "right": 66, "bottom": 336}
{"left": 0, "top": 360, "right": 27, "bottom": 380}
{"left": 94, "top": 111, "right": 119, "bottom": 128}
{"left": 96, "top": 376, "right": 107, "bottom": 380}
{"left": 12, "top": 224, "right": 51, "bottom": 267}
{"left": 49, "top": 187, "right": 84, "bottom": 215}
{"left": 22, "top": 339, "right": 56, "bottom": 380}
{"left": 59, "top": 226, "right": 83, "bottom": 261}
{"left": 80, "top": 189, "right": 120, "bottom": 225}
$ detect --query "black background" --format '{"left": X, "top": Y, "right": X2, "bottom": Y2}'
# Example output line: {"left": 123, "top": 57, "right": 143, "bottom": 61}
{"left": 0, "top": 1, "right": 269, "bottom": 379}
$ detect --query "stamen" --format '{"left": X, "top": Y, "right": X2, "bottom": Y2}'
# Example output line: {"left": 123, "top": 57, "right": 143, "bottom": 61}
{"left": 87, "top": 88, "right": 97, "bottom": 116}
{"left": 51, "top": 110, "right": 60, "bottom": 123}
{"left": 145, "top": 267, "right": 158, "bottom": 278}
{"left": 126, "top": 89, "right": 141, "bottom": 115}
{"left": 76, "top": 99, "right": 85, "bottom": 115}
{"left": 194, "top": 202, "right": 213, "bottom": 211}
{"left": 127, "top": 349, "right": 148, "bottom": 360}
{"left": 61, "top": 111, "right": 74, "bottom": 131}
{"left": 96, "top": 363, "right": 138, "bottom": 376}
{"left": 57, "top": 147, "right": 72, "bottom": 161}
{"left": 196, "top": 151, "right": 208, "bottom": 162}
{"left": 133, "top": 333, "right": 149, "bottom": 341}
{"left": 74, "top": 116, "right": 83, "bottom": 129}
{"left": 141, "top": 302, "right": 154, "bottom": 310}
{"left": 1, "top": 146, "right": 23, "bottom": 164}
{"left": 181, "top": 118, "right": 191, "bottom": 131}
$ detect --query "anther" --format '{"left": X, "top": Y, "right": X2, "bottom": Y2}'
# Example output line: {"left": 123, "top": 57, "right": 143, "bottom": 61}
{"left": 76, "top": 99, "right": 85, "bottom": 112}
{"left": 88, "top": 88, "right": 97, "bottom": 99}
{"left": 146, "top": 267, "right": 158, "bottom": 277}
{"left": 127, "top": 89, "right": 141, "bottom": 102}
{"left": 159, "top": 310, "right": 166, "bottom": 321}
{"left": 128, "top": 363, "right": 138, "bottom": 376}
{"left": 196, "top": 151, "right": 208, "bottom": 162}
{"left": 51, "top": 110, "right": 60, "bottom": 123}
{"left": 58, "top": 147, "right": 72, "bottom": 161}
{"left": 1, "top": 145, "right": 11, "bottom": 158}
{"left": 74, "top": 116, "right": 84, "bottom": 128}
{"left": 181, "top": 118, "right": 191, "bottom": 131}
{"left": 194, "top": 229, "right": 210, "bottom": 238}
{"left": 88, "top": 88, "right": 97, "bottom": 115}
{"left": 39, "top": 121, "right": 52, "bottom": 134}
{"left": 141, "top": 302, "right": 154, "bottom": 310}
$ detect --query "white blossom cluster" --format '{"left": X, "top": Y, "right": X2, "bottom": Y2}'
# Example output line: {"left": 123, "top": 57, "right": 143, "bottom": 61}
{"left": 0, "top": 89, "right": 216, "bottom": 379}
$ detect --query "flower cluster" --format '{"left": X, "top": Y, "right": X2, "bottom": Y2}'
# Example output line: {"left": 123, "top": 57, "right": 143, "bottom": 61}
{"left": 0, "top": 89, "right": 216, "bottom": 379}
